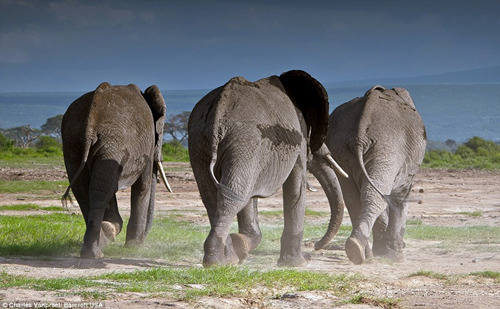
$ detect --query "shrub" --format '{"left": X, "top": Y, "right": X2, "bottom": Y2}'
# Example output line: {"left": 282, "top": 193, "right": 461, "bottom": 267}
{"left": 35, "top": 136, "right": 62, "bottom": 156}
{"left": 423, "top": 137, "right": 500, "bottom": 169}
{"left": 0, "top": 132, "right": 15, "bottom": 150}
{"left": 162, "top": 140, "right": 190, "bottom": 162}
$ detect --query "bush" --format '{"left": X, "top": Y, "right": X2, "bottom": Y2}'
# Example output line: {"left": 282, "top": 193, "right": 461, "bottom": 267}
{"left": 0, "top": 134, "right": 62, "bottom": 159}
{"left": 423, "top": 137, "right": 500, "bottom": 169}
{"left": 162, "top": 140, "right": 190, "bottom": 162}
{"left": 35, "top": 136, "right": 62, "bottom": 155}
{"left": 0, "top": 132, "right": 15, "bottom": 150}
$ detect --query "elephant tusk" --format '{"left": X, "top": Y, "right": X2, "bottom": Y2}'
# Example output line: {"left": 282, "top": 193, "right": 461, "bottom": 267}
{"left": 307, "top": 182, "right": 318, "bottom": 192}
{"left": 326, "top": 154, "right": 349, "bottom": 178}
{"left": 156, "top": 161, "right": 173, "bottom": 193}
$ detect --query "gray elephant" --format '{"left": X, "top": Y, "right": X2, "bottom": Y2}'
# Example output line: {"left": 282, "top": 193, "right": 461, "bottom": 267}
{"left": 188, "top": 70, "right": 347, "bottom": 267}
{"left": 61, "top": 82, "right": 172, "bottom": 259}
{"left": 316, "top": 85, "right": 426, "bottom": 264}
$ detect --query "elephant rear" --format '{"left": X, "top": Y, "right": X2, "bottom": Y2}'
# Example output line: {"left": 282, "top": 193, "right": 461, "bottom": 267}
{"left": 326, "top": 85, "right": 426, "bottom": 265}
{"left": 188, "top": 70, "right": 343, "bottom": 267}
{"left": 61, "top": 82, "right": 167, "bottom": 259}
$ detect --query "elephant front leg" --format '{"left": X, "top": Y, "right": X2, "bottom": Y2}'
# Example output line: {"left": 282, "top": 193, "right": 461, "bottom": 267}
{"left": 230, "top": 198, "right": 262, "bottom": 263}
{"left": 278, "top": 165, "right": 309, "bottom": 267}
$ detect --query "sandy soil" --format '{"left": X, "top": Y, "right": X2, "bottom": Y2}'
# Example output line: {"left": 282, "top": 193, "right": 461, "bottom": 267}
{"left": 1, "top": 163, "right": 499, "bottom": 308}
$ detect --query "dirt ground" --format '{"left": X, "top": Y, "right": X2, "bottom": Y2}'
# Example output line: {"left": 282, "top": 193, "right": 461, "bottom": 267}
{"left": 0, "top": 163, "right": 499, "bottom": 308}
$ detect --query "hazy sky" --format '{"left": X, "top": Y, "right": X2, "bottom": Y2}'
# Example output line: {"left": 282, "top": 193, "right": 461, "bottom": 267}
{"left": 1, "top": 0, "right": 499, "bottom": 92}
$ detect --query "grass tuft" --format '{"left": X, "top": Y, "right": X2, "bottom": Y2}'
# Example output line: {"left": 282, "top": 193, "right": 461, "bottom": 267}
{"left": 0, "top": 204, "right": 66, "bottom": 211}
{"left": 409, "top": 270, "right": 449, "bottom": 280}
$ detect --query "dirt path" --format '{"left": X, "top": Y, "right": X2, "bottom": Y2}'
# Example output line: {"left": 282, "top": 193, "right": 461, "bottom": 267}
{"left": 1, "top": 165, "right": 499, "bottom": 308}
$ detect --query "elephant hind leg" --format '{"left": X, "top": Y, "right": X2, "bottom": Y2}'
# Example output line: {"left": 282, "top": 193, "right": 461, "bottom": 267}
{"left": 102, "top": 194, "right": 123, "bottom": 242}
{"left": 203, "top": 189, "right": 251, "bottom": 267}
{"left": 82, "top": 161, "right": 120, "bottom": 259}
{"left": 126, "top": 165, "right": 153, "bottom": 245}
{"left": 230, "top": 198, "right": 262, "bottom": 263}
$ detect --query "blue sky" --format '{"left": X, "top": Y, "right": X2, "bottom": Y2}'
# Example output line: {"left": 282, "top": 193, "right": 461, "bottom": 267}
{"left": 1, "top": 0, "right": 499, "bottom": 92}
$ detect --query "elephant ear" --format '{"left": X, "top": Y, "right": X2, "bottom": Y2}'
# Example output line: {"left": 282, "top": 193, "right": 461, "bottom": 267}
{"left": 143, "top": 85, "right": 166, "bottom": 160}
{"left": 278, "top": 70, "right": 329, "bottom": 153}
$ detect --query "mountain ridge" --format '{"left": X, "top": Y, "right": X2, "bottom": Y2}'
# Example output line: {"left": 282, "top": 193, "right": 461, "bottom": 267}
{"left": 325, "top": 65, "right": 500, "bottom": 87}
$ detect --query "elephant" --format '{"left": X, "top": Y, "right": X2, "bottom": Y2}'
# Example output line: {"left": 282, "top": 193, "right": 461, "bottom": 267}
{"left": 315, "top": 85, "right": 426, "bottom": 264}
{"left": 188, "top": 70, "right": 347, "bottom": 267}
{"left": 61, "top": 82, "right": 172, "bottom": 259}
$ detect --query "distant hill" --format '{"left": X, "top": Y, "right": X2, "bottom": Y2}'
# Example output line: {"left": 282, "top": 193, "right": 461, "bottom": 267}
{"left": 326, "top": 66, "right": 500, "bottom": 87}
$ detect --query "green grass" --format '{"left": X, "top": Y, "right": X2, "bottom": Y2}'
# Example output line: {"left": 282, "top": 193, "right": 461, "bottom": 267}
{"left": 0, "top": 212, "right": 209, "bottom": 260}
{"left": 348, "top": 295, "right": 400, "bottom": 309}
{"left": 457, "top": 211, "right": 482, "bottom": 217}
{"left": 0, "top": 203, "right": 65, "bottom": 211}
{"left": 0, "top": 213, "right": 85, "bottom": 256}
{"left": 1, "top": 205, "right": 498, "bottom": 303}
{"left": 409, "top": 270, "right": 449, "bottom": 280}
{"left": 0, "top": 267, "right": 358, "bottom": 301}
{"left": 3, "top": 209, "right": 497, "bottom": 262}
{"left": 105, "top": 216, "right": 208, "bottom": 262}
{"left": 469, "top": 271, "right": 500, "bottom": 282}
{"left": 406, "top": 225, "right": 500, "bottom": 249}
{"left": 0, "top": 179, "right": 68, "bottom": 194}
{"left": 409, "top": 270, "right": 500, "bottom": 284}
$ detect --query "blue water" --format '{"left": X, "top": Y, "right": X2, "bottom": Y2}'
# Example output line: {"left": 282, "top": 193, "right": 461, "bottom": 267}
{"left": 0, "top": 84, "right": 499, "bottom": 142}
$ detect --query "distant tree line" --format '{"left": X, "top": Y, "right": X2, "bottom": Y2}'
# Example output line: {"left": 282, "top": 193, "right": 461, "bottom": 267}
{"left": 0, "top": 112, "right": 191, "bottom": 148}
{"left": 423, "top": 136, "right": 500, "bottom": 169}
{"left": 1, "top": 113, "right": 499, "bottom": 168}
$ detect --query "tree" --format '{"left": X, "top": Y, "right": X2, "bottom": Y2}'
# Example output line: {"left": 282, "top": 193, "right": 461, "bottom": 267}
{"left": 163, "top": 111, "right": 190, "bottom": 144}
{"left": 4, "top": 125, "right": 40, "bottom": 148}
{"left": 41, "top": 114, "right": 63, "bottom": 142}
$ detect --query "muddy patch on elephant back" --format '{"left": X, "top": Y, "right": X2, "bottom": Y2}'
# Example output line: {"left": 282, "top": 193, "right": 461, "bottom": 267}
{"left": 1, "top": 164, "right": 499, "bottom": 308}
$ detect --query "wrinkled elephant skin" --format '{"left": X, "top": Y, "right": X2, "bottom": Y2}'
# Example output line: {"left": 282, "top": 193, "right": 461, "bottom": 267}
{"left": 188, "top": 70, "right": 345, "bottom": 267}
{"left": 61, "top": 82, "right": 167, "bottom": 259}
{"left": 324, "top": 85, "right": 426, "bottom": 264}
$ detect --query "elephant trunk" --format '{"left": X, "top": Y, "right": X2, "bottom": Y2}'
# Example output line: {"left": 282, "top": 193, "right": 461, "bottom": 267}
{"left": 308, "top": 147, "right": 346, "bottom": 250}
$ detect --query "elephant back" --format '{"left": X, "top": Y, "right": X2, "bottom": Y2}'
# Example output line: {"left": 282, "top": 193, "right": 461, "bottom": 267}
{"left": 278, "top": 70, "right": 329, "bottom": 153}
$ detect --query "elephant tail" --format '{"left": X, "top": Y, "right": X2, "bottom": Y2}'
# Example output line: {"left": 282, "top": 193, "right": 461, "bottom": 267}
{"left": 207, "top": 146, "right": 246, "bottom": 202}
{"left": 61, "top": 138, "right": 92, "bottom": 209}
{"left": 209, "top": 154, "right": 219, "bottom": 188}
{"left": 356, "top": 146, "right": 398, "bottom": 210}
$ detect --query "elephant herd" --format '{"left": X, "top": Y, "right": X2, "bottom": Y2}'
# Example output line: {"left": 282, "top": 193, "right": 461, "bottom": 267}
{"left": 61, "top": 70, "right": 426, "bottom": 267}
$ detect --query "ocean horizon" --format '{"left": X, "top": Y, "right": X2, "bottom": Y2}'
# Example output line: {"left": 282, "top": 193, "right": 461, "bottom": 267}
{"left": 0, "top": 83, "right": 499, "bottom": 143}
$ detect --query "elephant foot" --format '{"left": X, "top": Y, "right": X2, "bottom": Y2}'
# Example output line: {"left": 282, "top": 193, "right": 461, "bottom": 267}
{"left": 202, "top": 251, "right": 239, "bottom": 268}
{"left": 345, "top": 236, "right": 367, "bottom": 265}
{"left": 80, "top": 245, "right": 103, "bottom": 259}
{"left": 101, "top": 221, "right": 120, "bottom": 242}
{"left": 373, "top": 246, "right": 405, "bottom": 263}
{"left": 124, "top": 238, "right": 145, "bottom": 247}
{"left": 277, "top": 252, "right": 310, "bottom": 267}
{"left": 373, "top": 238, "right": 406, "bottom": 263}
{"left": 230, "top": 233, "right": 251, "bottom": 263}
{"left": 203, "top": 236, "right": 240, "bottom": 268}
